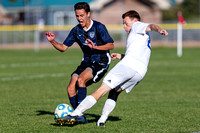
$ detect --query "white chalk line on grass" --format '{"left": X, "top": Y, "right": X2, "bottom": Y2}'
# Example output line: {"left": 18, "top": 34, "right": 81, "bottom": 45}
{"left": 0, "top": 60, "right": 78, "bottom": 69}
{"left": 0, "top": 73, "right": 67, "bottom": 82}
{"left": 0, "top": 73, "right": 16, "bottom": 76}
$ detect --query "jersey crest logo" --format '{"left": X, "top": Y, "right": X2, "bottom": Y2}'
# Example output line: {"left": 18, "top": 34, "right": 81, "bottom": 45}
{"left": 89, "top": 32, "right": 95, "bottom": 38}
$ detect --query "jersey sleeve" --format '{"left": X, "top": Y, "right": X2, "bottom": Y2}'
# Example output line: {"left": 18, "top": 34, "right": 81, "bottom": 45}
{"left": 63, "top": 28, "right": 76, "bottom": 47}
{"left": 132, "top": 22, "right": 149, "bottom": 35}
{"left": 96, "top": 23, "right": 114, "bottom": 44}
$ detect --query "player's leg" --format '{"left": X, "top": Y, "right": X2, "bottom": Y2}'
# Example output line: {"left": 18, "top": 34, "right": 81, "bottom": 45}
{"left": 65, "top": 64, "right": 133, "bottom": 122}
{"left": 56, "top": 83, "right": 112, "bottom": 125}
{"left": 97, "top": 88, "right": 122, "bottom": 126}
{"left": 96, "top": 72, "right": 143, "bottom": 126}
{"left": 75, "top": 63, "right": 109, "bottom": 124}
{"left": 57, "top": 63, "right": 134, "bottom": 125}
{"left": 72, "top": 82, "right": 112, "bottom": 116}
{"left": 67, "top": 76, "right": 78, "bottom": 110}
{"left": 66, "top": 61, "right": 88, "bottom": 111}
{"left": 96, "top": 64, "right": 139, "bottom": 126}
{"left": 77, "top": 62, "right": 108, "bottom": 106}
{"left": 77, "top": 68, "right": 93, "bottom": 105}
{"left": 74, "top": 68, "right": 93, "bottom": 124}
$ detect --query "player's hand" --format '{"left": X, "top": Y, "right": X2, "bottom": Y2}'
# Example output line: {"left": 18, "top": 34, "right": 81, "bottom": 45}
{"left": 45, "top": 31, "right": 55, "bottom": 42}
{"left": 160, "top": 29, "right": 168, "bottom": 36}
{"left": 111, "top": 53, "right": 121, "bottom": 60}
{"left": 85, "top": 39, "right": 97, "bottom": 49}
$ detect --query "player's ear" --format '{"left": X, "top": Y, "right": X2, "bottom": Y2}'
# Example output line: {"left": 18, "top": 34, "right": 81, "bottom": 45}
{"left": 87, "top": 12, "right": 91, "bottom": 18}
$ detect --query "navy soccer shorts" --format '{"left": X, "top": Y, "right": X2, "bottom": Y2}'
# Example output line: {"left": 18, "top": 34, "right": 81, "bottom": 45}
{"left": 71, "top": 61, "right": 109, "bottom": 86}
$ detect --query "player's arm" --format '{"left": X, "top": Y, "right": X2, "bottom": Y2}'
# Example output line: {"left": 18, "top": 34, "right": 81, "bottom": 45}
{"left": 95, "top": 42, "right": 114, "bottom": 50}
{"left": 146, "top": 24, "right": 168, "bottom": 36}
{"left": 111, "top": 53, "right": 124, "bottom": 60}
{"left": 86, "top": 39, "right": 114, "bottom": 50}
{"left": 49, "top": 40, "right": 68, "bottom": 52}
{"left": 46, "top": 31, "right": 68, "bottom": 52}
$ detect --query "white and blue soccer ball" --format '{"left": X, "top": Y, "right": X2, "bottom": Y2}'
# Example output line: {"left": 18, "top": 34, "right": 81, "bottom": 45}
{"left": 54, "top": 103, "right": 73, "bottom": 119}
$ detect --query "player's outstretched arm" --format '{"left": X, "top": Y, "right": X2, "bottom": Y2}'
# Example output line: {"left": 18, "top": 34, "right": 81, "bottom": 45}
{"left": 86, "top": 39, "right": 114, "bottom": 50}
{"left": 146, "top": 24, "right": 168, "bottom": 36}
{"left": 46, "top": 31, "right": 68, "bottom": 52}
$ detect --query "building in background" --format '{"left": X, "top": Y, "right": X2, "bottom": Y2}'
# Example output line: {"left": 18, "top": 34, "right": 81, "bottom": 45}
{"left": 0, "top": 4, "right": 6, "bottom": 15}
{"left": 90, "top": 0, "right": 161, "bottom": 24}
{"left": 1, "top": 0, "right": 183, "bottom": 25}
{"left": 0, "top": 4, "right": 9, "bottom": 24}
{"left": 1, "top": 0, "right": 92, "bottom": 25}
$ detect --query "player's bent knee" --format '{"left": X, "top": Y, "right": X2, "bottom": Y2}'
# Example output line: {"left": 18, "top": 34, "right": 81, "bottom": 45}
{"left": 67, "top": 86, "right": 76, "bottom": 95}
{"left": 108, "top": 88, "right": 121, "bottom": 102}
{"left": 77, "top": 77, "right": 86, "bottom": 86}
{"left": 92, "top": 83, "right": 111, "bottom": 100}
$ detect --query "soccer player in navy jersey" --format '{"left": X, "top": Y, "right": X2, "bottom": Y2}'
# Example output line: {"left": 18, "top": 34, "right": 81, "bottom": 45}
{"left": 46, "top": 2, "right": 114, "bottom": 123}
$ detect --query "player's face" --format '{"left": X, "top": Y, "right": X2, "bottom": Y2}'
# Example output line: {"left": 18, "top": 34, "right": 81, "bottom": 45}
{"left": 75, "top": 9, "right": 90, "bottom": 28}
{"left": 123, "top": 17, "right": 134, "bottom": 33}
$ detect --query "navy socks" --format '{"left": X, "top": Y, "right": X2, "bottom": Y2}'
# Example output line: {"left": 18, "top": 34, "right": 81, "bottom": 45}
{"left": 69, "top": 87, "right": 87, "bottom": 109}
{"left": 77, "top": 87, "right": 87, "bottom": 105}
{"left": 69, "top": 95, "right": 77, "bottom": 110}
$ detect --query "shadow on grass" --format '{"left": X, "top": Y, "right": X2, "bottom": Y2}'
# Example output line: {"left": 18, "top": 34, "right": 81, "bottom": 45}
{"left": 50, "top": 123, "right": 77, "bottom": 127}
{"left": 85, "top": 113, "right": 121, "bottom": 123}
{"left": 35, "top": 110, "right": 121, "bottom": 127}
{"left": 36, "top": 110, "right": 54, "bottom": 116}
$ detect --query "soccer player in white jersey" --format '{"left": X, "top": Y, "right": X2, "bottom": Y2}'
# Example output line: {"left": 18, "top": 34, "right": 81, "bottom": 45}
{"left": 56, "top": 10, "right": 168, "bottom": 126}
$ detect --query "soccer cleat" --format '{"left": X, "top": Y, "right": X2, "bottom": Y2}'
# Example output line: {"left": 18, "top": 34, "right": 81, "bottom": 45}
{"left": 55, "top": 115, "right": 77, "bottom": 125}
{"left": 55, "top": 115, "right": 88, "bottom": 125}
{"left": 96, "top": 122, "right": 106, "bottom": 127}
{"left": 76, "top": 115, "right": 88, "bottom": 124}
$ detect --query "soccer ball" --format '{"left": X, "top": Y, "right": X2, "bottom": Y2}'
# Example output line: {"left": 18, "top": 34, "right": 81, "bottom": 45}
{"left": 54, "top": 103, "right": 73, "bottom": 119}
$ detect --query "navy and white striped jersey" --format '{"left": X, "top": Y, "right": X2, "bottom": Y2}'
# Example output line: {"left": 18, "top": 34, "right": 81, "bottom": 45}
{"left": 63, "top": 20, "right": 114, "bottom": 64}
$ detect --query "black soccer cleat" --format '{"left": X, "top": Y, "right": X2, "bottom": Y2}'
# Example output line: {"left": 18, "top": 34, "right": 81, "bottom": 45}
{"left": 96, "top": 122, "right": 106, "bottom": 127}
{"left": 55, "top": 115, "right": 78, "bottom": 125}
{"left": 76, "top": 115, "right": 88, "bottom": 124}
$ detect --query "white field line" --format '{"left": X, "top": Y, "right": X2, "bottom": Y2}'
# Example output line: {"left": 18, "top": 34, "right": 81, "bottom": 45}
{"left": 0, "top": 73, "right": 66, "bottom": 82}
{"left": 0, "top": 60, "right": 77, "bottom": 69}
{"left": 0, "top": 73, "right": 16, "bottom": 76}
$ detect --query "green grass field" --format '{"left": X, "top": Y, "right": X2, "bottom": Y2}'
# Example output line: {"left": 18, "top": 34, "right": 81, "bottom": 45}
{"left": 0, "top": 47, "right": 200, "bottom": 133}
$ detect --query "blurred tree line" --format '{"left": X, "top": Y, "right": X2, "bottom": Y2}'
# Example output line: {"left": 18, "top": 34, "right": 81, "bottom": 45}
{"left": 162, "top": 0, "right": 199, "bottom": 22}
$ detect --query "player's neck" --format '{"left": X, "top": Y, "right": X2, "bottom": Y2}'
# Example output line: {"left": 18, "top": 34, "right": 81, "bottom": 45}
{"left": 83, "top": 19, "right": 92, "bottom": 30}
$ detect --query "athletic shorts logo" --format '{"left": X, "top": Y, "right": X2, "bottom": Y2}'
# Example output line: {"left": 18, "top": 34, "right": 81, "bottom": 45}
{"left": 107, "top": 80, "right": 111, "bottom": 83}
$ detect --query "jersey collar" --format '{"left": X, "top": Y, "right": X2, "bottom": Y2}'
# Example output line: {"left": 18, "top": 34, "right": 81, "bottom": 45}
{"left": 84, "top": 19, "right": 93, "bottom": 32}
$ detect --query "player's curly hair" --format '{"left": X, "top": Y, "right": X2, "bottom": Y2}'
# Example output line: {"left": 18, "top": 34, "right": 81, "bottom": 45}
{"left": 74, "top": 2, "right": 90, "bottom": 13}
{"left": 122, "top": 10, "right": 140, "bottom": 21}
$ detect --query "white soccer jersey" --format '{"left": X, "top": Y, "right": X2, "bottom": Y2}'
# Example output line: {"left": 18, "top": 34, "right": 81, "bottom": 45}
{"left": 120, "top": 21, "right": 151, "bottom": 77}
{"left": 103, "top": 21, "right": 151, "bottom": 93}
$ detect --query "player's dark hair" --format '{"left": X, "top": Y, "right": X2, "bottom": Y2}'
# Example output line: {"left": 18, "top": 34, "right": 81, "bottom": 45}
{"left": 122, "top": 10, "right": 140, "bottom": 21}
{"left": 74, "top": 2, "right": 90, "bottom": 13}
